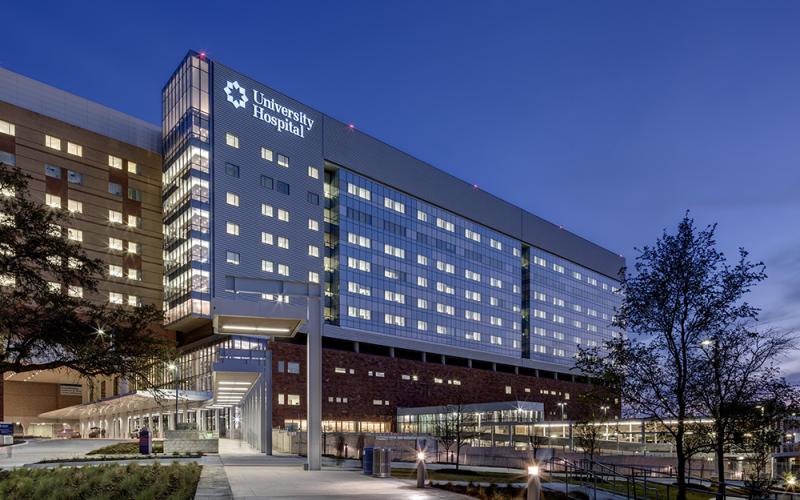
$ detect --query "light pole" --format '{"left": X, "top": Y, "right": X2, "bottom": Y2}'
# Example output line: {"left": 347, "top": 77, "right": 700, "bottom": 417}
{"left": 557, "top": 402, "right": 567, "bottom": 421}
{"left": 168, "top": 362, "right": 179, "bottom": 430}
{"left": 600, "top": 405, "right": 609, "bottom": 418}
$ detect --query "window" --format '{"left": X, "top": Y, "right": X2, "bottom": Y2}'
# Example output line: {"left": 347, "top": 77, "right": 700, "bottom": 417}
{"left": 489, "top": 277, "right": 502, "bottom": 289}
{"left": 553, "top": 263, "right": 565, "bottom": 273}
{"left": 465, "top": 269, "right": 481, "bottom": 282}
{"left": 108, "top": 155, "right": 123, "bottom": 169}
{"left": 534, "top": 309, "right": 546, "bottom": 319}
{"left": 490, "top": 316, "right": 503, "bottom": 326}
{"left": 127, "top": 215, "right": 140, "bottom": 228}
{"left": 226, "top": 192, "right": 240, "bottom": 206}
{"left": 0, "top": 120, "right": 14, "bottom": 136}
{"left": 436, "top": 261, "right": 454, "bottom": 274}
{"left": 261, "top": 260, "right": 274, "bottom": 272}
{"left": 436, "top": 218, "right": 454, "bottom": 232}
{"left": 260, "top": 175, "right": 273, "bottom": 188}
{"left": 347, "top": 257, "right": 370, "bottom": 272}
{"left": 128, "top": 241, "right": 138, "bottom": 254}
{"left": 127, "top": 268, "right": 141, "bottom": 281}
{"left": 464, "top": 228, "right": 480, "bottom": 242}
{"left": 67, "top": 228, "right": 82, "bottom": 242}
{"left": 505, "top": 385, "right": 512, "bottom": 394}
{"left": 308, "top": 245, "right": 320, "bottom": 257}
{"left": 226, "top": 222, "right": 239, "bottom": 236}
{"left": 67, "top": 285, "right": 83, "bottom": 298}
{"left": 553, "top": 297, "right": 565, "bottom": 307}
{"left": 226, "top": 163, "right": 240, "bottom": 177}
{"left": 416, "top": 254, "right": 428, "bottom": 266}
{"left": 554, "top": 331, "right": 565, "bottom": 340}
{"left": 384, "top": 290, "right": 405, "bottom": 304}
{"left": 308, "top": 166, "right": 319, "bottom": 179}
{"left": 347, "top": 183, "right": 370, "bottom": 201}
{"left": 225, "top": 133, "right": 239, "bottom": 148}
{"left": 261, "top": 147, "right": 273, "bottom": 161}
{"left": 553, "top": 314, "right": 565, "bottom": 324}
{"left": 533, "top": 256, "right": 547, "bottom": 267}
{"left": 384, "top": 244, "right": 405, "bottom": 259}
{"left": 45, "top": 164, "right": 61, "bottom": 178}
{"left": 348, "top": 233, "right": 371, "bottom": 248}
{"left": 308, "top": 219, "right": 319, "bottom": 231}
{"left": 277, "top": 236, "right": 289, "bottom": 249}
{"left": 436, "top": 303, "right": 455, "bottom": 316}
{"left": 45, "top": 194, "right": 61, "bottom": 209}
{"left": 534, "top": 327, "right": 546, "bottom": 336}
{"left": 278, "top": 393, "right": 285, "bottom": 405}
{"left": 416, "top": 298, "right": 428, "bottom": 309}
{"left": 109, "top": 292, "right": 123, "bottom": 304}
{"left": 416, "top": 210, "right": 428, "bottom": 222}
{"left": 466, "top": 331, "right": 481, "bottom": 341}
{"left": 436, "top": 282, "right": 454, "bottom": 295}
{"left": 347, "top": 282, "right": 370, "bottom": 296}
{"left": 287, "top": 394, "right": 300, "bottom": 406}
{"left": 67, "top": 142, "right": 82, "bottom": 157}
{"left": 308, "top": 271, "right": 320, "bottom": 283}
{"left": 465, "top": 290, "right": 481, "bottom": 302}
{"left": 572, "top": 271, "right": 582, "bottom": 280}
{"left": 277, "top": 154, "right": 289, "bottom": 168}
{"left": 276, "top": 181, "right": 290, "bottom": 195}
{"left": 67, "top": 171, "right": 83, "bottom": 185}
{"left": 278, "top": 264, "right": 289, "bottom": 276}
{"left": 534, "top": 291, "right": 546, "bottom": 302}
{"left": 513, "top": 247, "right": 521, "bottom": 257}
{"left": 347, "top": 306, "right": 371, "bottom": 320}
{"left": 287, "top": 362, "right": 300, "bottom": 374}
{"left": 109, "top": 210, "right": 123, "bottom": 224}
{"left": 45, "top": 135, "right": 61, "bottom": 150}
{"left": 127, "top": 295, "right": 140, "bottom": 307}
{"left": 277, "top": 209, "right": 289, "bottom": 222}
{"left": 384, "top": 314, "right": 405, "bottom": 326}
{"left": 383, "top": 197, "right": 405, "bottom": 214}
{"left": 465, "top": 310, "right": 481, "bottom": 321}
{"left": 417, "top": 321, "right": 428, "bottom": 331}
{"left": 490, "top": 238, "right": 502, "bottom": 250}
{"left": 417, "top": 276, "right": 428, "bottom": 287}
{"left": 226, "top": 251, "right": 240, "bottom": 265}
{"left": 434, "top": 378, "right": 443, "bottom": 384}
{"left": 67, "top": 199, "right": 82, "bottom": 213}
{"left": 127, "top": 187, "right": 141, "bottom": 201}
{"left": 108, "top": 182, "right": 122, "bottom": 196}
{"left": 109, "top": 265, "right": 123, "bottom": 278}
{"left": 307, "top": 192, "right": 320, "bottom": 205}
{"left": 128, "top": 162, "right": 140, "bottom": 175}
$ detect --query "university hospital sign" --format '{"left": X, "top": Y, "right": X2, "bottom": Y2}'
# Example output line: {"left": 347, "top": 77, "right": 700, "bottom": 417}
{"left": 224, "top": 80, "right": 314, "bottom": 139}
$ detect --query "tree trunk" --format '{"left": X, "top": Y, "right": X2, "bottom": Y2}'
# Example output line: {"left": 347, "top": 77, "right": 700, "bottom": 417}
{"left": 675, "top": 432, "right": 687, "bottom": 500}
{"left": 455, "top": 442, "right": 461, "bottom": 470}
{"left": 715, "top": 428, "right": 726, "bottom": 500}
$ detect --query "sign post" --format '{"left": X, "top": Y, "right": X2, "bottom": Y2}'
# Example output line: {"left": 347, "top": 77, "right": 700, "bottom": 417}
{"left": 0, "top": 422, "right": 13, "bottom": 445}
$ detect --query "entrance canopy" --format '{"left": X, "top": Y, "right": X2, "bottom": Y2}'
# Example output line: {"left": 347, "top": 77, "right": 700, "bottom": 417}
{"left": 39, "top": 389, "right": 212, "bottom": 420}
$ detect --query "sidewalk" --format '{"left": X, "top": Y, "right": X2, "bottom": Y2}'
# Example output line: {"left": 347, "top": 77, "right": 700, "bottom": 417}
{"left": 218, "top": 439, "right": 470, "bottom": 499}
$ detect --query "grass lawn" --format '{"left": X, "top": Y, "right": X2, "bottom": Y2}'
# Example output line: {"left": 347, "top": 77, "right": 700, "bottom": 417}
{"left": 0, "top": 462, "right": 201, "bottom": 500}
{"left": 87, "top": 441, "right": 165, "bottom": 455}
{"left": 392, "top": 467, "right": 528, "bottom": 484}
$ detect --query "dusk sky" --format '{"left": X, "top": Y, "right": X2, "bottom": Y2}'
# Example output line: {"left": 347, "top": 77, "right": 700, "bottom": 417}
{"left": 4, "top": 2, "right": 799, "bottom": 373}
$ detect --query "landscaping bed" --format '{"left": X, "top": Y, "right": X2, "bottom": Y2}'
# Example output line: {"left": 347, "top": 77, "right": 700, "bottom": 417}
{"left": 392, "top": 467, "right": 527, "bottom": 484}
{"left": 87, "top": 441, "right": 165, "bottom": 455}
{"left": 0, "top": 462, "right": 202, "bottom": 500}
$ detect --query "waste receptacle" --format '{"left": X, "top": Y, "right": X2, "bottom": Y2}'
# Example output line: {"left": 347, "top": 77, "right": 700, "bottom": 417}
{"left": 372, "top": 447, "right": 391, "bottom": 478}
{"left": 363, "top": 447, "right": 374, "bottom": 475}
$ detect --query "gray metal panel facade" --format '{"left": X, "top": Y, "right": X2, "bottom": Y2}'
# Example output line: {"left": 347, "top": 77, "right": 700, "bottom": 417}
{"left": 0, "top": 67, "right": 161, "bottom": 153}
{"left": 323, "top": 116, "right": 624, "bottom": 279}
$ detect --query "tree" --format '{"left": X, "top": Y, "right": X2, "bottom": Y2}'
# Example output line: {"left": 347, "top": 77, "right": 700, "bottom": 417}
{"left": 574, "top": 421, "right": 602, "bottom": 464}
{"left": 576, "top": 214, "right": 769, "bottom": 500}
{"left": 0, "top": 165, "right": 173, "bottom": 385}
{"left": 431, "top": 403, "right": 477, "bottom": 470}
{"left": 742, "top": 411, "right": 784, "bottom": 500}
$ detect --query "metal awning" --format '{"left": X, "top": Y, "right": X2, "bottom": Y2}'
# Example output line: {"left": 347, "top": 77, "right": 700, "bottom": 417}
{"left": 38, "top": 389, "right": 212, "bottom": 419}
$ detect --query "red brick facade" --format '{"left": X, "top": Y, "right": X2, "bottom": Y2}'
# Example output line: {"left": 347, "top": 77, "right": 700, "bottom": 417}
{"left": 269, "top": 341, "right": 616, "bottom": 430}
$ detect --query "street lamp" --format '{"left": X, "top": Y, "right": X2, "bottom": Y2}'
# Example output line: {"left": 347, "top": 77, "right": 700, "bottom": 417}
{"left": 600, "top": 405, "right": 609, "bottom": 418}
{"left": 557, "top": 402, "right": 567, "bottom": 421}
{"left": 167, "top": 362, "right": 179, "bottom": 430}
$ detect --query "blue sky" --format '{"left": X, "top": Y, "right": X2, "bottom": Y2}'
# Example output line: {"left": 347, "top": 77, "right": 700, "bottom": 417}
{"left": 4, "top": 1, "right": 799, "bottom": 373}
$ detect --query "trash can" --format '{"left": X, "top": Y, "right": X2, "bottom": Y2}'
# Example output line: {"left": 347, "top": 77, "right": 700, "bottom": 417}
{"left": 363, "top": 447, "right": 374, "bottom": 475}
{"left": 372, "top": 447, "right": 391, "bottom": 478}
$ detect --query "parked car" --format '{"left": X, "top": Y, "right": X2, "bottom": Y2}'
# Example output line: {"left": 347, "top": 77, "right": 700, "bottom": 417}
{"left": 55, "top": 428, "right": 80, "bottom": 439}
{"left": 87, "top": 427, "right": 102, "bottom": 438}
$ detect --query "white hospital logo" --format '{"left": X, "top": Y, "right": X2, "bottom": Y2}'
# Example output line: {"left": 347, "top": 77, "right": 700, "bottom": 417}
{"left": 224, "top": 81, "right": 248, "bottom": 109}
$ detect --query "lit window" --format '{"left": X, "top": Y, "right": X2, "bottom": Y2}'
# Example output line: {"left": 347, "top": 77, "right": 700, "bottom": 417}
{"left": 417, "top": 254, "right": 428, "bottom": 266}
{"left": 489, "top": 277, "right": 502, "bottom": 289}
{"left": 436, "top": 282, "right": 454, "bottom": 295}
{"left": 308, "top": 271, "right": 319, "bottom": 283}
{"left": 0, "top": 120, "right": 14, "bottom": 136}
{"left": 505, "top": 385, "right": 512, "bottom": 394}
{"left": 436, "top": 303, "right": 455, "bottom": 315}
{"left": 67, "top": 286, "right": 83, "bottom": 298}
{"left": 108, "top": 155, "right": 122, "bottom": 169}
{"left": 417, "top": 276, "right": 428, "bottom": 287}
{"left": 277, "top": 154, "right": 289, "bottom": 168}
{"left": 109, "top": 265, "right": 123, "bottom": 278}
{"left": 226, "top": 251, "right": 240, "bottom": 265}
{"left": 127, "top": 295, "right": 140, "bottom": 307}
{"left": 436, "top": 218, "right": 454, "bottom": 232}
{"left": 465, "top": 269, "right": 481, "bottom": 282}
{"left": 261, "top": 147, "right": 273, "bottom": 161}
{"left": 434, "top": 378, "right": 443, "bottom": 384}
{"left": 513, "top": 247, "right": 520, "bottom": 257}
{"left": 384, "top": 290, "right": 405, "bottom": 304}
{"left": 533, "top": 309, "right": 546, "bottom": 319}
{"left": 109, "top": 292, "right": 123, "bottom": 304}
{"left": 226, "top": 222, "right": 240, "bottom": 236}
{"left": 416, "top": 210, "right": 428, "bottom": 222}
{"left": 128, "top": 162, "right": 140, "bottom": 175}
{"left": 287, "top": 394, "right": 300, "bottom": 406}
{"left": 277, "top": 237, "right": 289, "bottom": 249}
{"left": 572, "top": 271, "right": 582, "bottom": 280}
{"left": 347, "top": 282, "right": 371, "bottom": 296}
{"left": 347, "top": 233, "right": 370, "bottom": 248}
{"left": 127, "top": 215, "right": 140, "bottom": 228}
{"left": 553, "top": 297, "right": 565, "bottom": 307}
{"left": 553, "top": 314, "right": 565, "bottom": 324}
{"left": 465, "top": 290, "right": 481, "bottom": 302}
{"left": 465, "top": 310, "right": 481, "bottom": 321}
{"left": 383, "top": 197, "right": 405, "bottom": 214}
{"left": 464, "top": 228, "right": 480, "bottom": 242}
{"left": 416, "top": 298, "right": 428, "bottom": 309}
{"left": 226, "top": 133, "right": 239, "bottom": 148}
{"left": 490, "top": 238, "right": 502, "bottom": 250}
{"left": 67, "top": 142, "right": 82, "bottom": 157}
{"left": 261, "top": 260, "right": 274, "bottom": 272}
{"left": 384, "top": 314, "right": 405, "bottom": 326}
{"left": 417, "top": 321, "right": 428, "bottom": 331}
{"left": 127, "top": 241, "right": 138, "bottom": 254}
{"left": 261, "top": 232, "right": 274, "bottom": 245}
{"left": 278, "top": 264, "right": 289, "bottom": 276}
{"left": 553, "top": 263, "right": 565, "bottom": 273}
{"left": 128, "top": 268, "right": 141, "bottom": 280}
{"left": 308, "top": 166, "right": 319, "bottom": 179}
{"left": 347, "top": 306, "right": 371, "bottom": 320}
{"left": 45, "top": 194, "right": 61, "bottom": 209}
{"left": 277, "top": 209, "right": 289, "bottom": 222}
{"left": 308, "top": 245, "right": 320, "bottom": 257}
{"left": 67, "top": 199, "right": 82, "bottom": 213}
{"left": 490, "top": 316, "right": 503, "bottom": 326}
{"left": 533, "top": 256, "right": 547, "bottom": 267}
{"left": 109, "top": 210, "right": 123, "bottom": 224}
{"left": 45, "top": 135, "right": 61, "bottom": 150}
{"left": 227, "top": 192, "right": 240, "bottom": 206}
{"left": 346, "top": 183, "right": 370, "bottom": 201}
{"left": 308, "top": 218, "right": 319, "bottom": 231}
{"left": 261, "top": 203, "right": 274, "bottom": 217}
{"left": 67, "top": 228, "right": 83, "bottom": 242}
{"left": 347, "top": 257, "right": 370, "bottom": 272}
{"left": 436, "top": 261, "right": 454, "bottom": 274}
{"left": 534, "top": 291, "right": 546, "bottom": 302}
{"left": 384, "top": 244, "right": 404, "bottom": 259}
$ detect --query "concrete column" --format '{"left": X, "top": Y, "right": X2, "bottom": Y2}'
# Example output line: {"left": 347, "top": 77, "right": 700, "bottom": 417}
{"left": 421, "top": 352, "right": 426, "bottom": 362}
{"left": 389, "top": 347, "right": 395, "bottom": 358}
{"left": 514, "top": 366, "right": 519, "bottom": 375}
{"left": 467, "top": 359, "right": 472, "bottom": 368}
{"left": 492, "top": 363, "right": 497, "bottom": 371}
{"left": 264, "top": 350, "right": 273, "bottom": 454}
{"left": 307, "top": 292, "right": 323, "bottom": 470}
{"left": 441, "top": 355, "right": 446, "bottom": 365}
{"left": 353, "top": 342, "right": 360, "bottom": 353}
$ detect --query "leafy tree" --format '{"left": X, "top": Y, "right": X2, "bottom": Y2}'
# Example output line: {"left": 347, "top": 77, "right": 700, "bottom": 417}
{"left": 576, "top": 214, "right": 771, "bottom": 500}
{"left": 0, "top": 164, "right": 173, "bottom": 386}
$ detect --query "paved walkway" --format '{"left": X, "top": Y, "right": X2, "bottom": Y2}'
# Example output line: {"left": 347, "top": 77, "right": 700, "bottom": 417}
{"left": 0, "top": 438, "right": 126, "bottom": 468}
{"left": 218, "top": 439, "right": 470, "bottom": 499}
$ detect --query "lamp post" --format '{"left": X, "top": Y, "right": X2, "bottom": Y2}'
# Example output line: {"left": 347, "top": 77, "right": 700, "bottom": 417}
{"left": 600, "top": 405, "right": 609, "bottom": 418}
{"left": 557, "top": 402, "right": 567, "bottom": 421}
{"left": 527, "top": 464, "right": 541, "bottom": 500}
{"left": 416, "top": 450, "right": 427, "bottom": 488}
{"left": 168, "top": 362, "right": 179, "bottom": 430}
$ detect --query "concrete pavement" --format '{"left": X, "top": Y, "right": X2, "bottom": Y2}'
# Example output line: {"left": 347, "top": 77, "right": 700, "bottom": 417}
{"left": 0, "top": 438, "right": 126, "bottom": 468}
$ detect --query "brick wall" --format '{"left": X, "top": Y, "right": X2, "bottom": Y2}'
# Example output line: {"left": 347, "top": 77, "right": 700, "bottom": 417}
{"left": 269, "top": 342, "right": 616, "bottom": 429}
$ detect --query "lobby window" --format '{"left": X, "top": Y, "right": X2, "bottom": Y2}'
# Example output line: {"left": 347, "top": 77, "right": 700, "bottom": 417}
{"left": 45, "top": 135, "right": 61, "bottom": 151}
{"left": 308, "top": 166, "right": 319, "bottom": 179}
{"left": 226, "top": 251, "right": 240, "bottom": 265}
{"left": 108, "top": 155, "right": 123, "bottom": 169}
{"left": 308, "top": 271, "right": 319, "bottom": 283}
{"left": 276, "top": 181, "right": 290, "bottom": 195}
{"left": 67, "top": 142, "right": 82, "bottom": 157}
{"left": 0, "top": 119, "right": 14, "bottom": 136}
{"left": 226, "top": 222, "right": 240, "bottom": 236}
{"left": 226, "top": 163, "right": 240, "bottom": 178}
{"left": 261, "top": 260, "right": 274, "bottom": 272}
{"left": 127, "top": 215, "right": 140, "bottom": 228}
{"left": 261, "top": 147, "right": 273, "bottom": 161}
{"left": 278, "top": 264, "right": 289, "bottom": 276}
{"left": 108, "top": 182, "right": 122, "bottom": 196}
{"left": 128, "top": 162, "right": 140, "bottom": 175}
{"left": 109, "top": 292, "right": 123, "bottom": 304}
{"left": 45, "top": 164, "right": 61, "bottom": 178}
{"left": 261, "top": 203, "right": 274, "bottom": 217}
{"left": 225, "top": 133, "right": 239, "bottom": 148}
{"left": 226, "top": 192, "right": 240, "bottom": 206}
{"left": 308, "top": 218, "right": 319, "bottom": 231}
{"left": 308, "top": 245, "right": 320, "bottom": 257}
{"left": 67, "top": 228, "right": 82, "bottom": 242}
{"left": 277, "top": 209, "right": 289, "bottom": 222}
{"left": 307, "top": 192, "right": 319, "bottom": 205}
{"left": 109, "top": 210, "right": 123, "bottom": 224}
{"left": 277, "top": 154, "right": 289, "bottom": 168}
{"left": 67, "top": 199, "right": 82, "bottom": 213}
{"left": 67, "top": 171, "right": 83, "bottom": 185}
{"left": 109, "top": 265, "right": 123, "bottom": 278}
{"left": 45, "top": 194, "right": 61, "bottom": 209}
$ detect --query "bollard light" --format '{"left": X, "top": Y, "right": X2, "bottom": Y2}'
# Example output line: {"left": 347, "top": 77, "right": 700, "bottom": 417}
{"left": 417, "top": 451, "right": 426, "bottom": 462}
{"left": 528, "top": 465, "right": 539, "bottom": 476}
{"left": 527, "top": 464, "right": 542, "bottom": 500}
{"left": 416, "top": 450, "right": 427, "bottom": 488}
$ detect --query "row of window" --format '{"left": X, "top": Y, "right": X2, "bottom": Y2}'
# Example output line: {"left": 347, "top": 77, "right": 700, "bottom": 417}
{"left": 44, "top": 195, "right": 142, "bottom": 228}
{"left": 531, "top": 255, "right": 619, "bottom": 293}
{"left": 45, "top": 164, "right": 143, "bottom": 201}
{"left": 42, "top": 133, "right": 141, "bottom": 175}
{"left": 224, "top": 133, "right": 320, "bottom": 179}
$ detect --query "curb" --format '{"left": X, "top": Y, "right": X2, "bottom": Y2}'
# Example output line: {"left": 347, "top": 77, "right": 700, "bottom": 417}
{"left": 194, "top": 464, "right": 233, "bottom": 500}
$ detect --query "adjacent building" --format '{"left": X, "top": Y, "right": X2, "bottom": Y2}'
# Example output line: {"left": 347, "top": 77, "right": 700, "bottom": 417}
{"left": 1, "top": 51, "right": 624, "bottom": 446}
